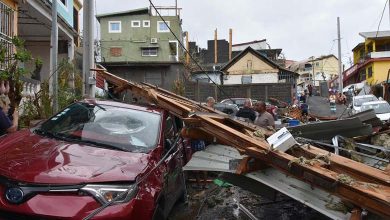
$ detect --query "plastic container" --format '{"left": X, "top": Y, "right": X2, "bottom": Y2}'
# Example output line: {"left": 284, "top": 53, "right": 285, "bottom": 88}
{"left": 288, "top": 119, "right": 300, "bottom": 127}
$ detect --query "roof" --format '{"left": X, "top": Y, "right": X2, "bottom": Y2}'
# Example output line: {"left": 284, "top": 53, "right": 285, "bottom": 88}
{"left": 352, "top": 42, "right": 365, "bottom": 52}
{"left": 96, "top": 7, "right": 149, "bottom": 19}
{"left": 232, "top": 39, "right": 266, "bottom": 47}
{"left": 359, "top": 30, "right": 390, "bottom": 39}
{"left": 313, "top": 54, "right": 338, "bottom": 61}
{"left": 221, "top": 46, "right": 298, "bottom": 76}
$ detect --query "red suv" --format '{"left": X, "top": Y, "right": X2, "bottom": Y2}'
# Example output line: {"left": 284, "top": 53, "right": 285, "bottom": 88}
{"left": 0, "top": 100, "right": 186, "bottom": 219}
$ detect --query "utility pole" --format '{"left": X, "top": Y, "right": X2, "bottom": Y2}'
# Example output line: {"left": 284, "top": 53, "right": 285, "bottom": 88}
{"left": 83, "top": 0, "right": 96, "bottom": 98}
{"left": 312, "top": 56, "right": 315, "bottom": 88}
{"left": 186, "top": 31, "right": 190, "bottom": 64}
{"left": 337, "top": 17, "right": 343, "bottom": 93}
{"left": 50, "top": 0, "right": 58, "bottom": 112}
{"left": 229, "top": 28, "right": 232, "bottom": 61}
{"left": 214, "top": 28, "right": 218, "bottom": 64}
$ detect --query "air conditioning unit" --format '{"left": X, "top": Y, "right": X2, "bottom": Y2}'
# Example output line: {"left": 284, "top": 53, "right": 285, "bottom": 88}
{"left": 150, "top": 38, "right": 158, "bottom": 44}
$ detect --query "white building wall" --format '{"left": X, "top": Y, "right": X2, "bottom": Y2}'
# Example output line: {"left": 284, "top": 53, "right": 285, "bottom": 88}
{"left": 224, "top": 73, "right": 278, "bottom": 85}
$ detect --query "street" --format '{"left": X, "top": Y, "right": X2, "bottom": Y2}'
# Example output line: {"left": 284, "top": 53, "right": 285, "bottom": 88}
{"left": 307, "top": 95, "right": 350, "bottom": 118}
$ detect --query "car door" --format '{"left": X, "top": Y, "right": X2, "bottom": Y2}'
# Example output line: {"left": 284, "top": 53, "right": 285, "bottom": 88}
{"left": 162, "top": 114, "right": 185, "bottom": 212}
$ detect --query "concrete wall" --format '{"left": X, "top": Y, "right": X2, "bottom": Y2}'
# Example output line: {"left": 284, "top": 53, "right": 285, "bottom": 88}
{"left": 224, "top": 73, "right": 278, "bottom": 84}
{"left": 104, "top": 63, "right": 185, "bottom": 91}
{"left": 99, "top": 13, "right": 182, "bottom": 63}
{"left": 370, "top": 61, "right": 390, "bottom": 85}
{"left": 24, "top": 41, "right": 68, "bottom": 81}
{"left": 185, "top": 81, "right": 293, "bottom": 104}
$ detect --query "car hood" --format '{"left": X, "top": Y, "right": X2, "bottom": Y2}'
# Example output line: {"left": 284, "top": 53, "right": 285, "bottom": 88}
{"left": 377, "top": 113, "right": 390, "bottom": 121}
{"left": 0, "top": 130, "right": 151, "bottom": 184}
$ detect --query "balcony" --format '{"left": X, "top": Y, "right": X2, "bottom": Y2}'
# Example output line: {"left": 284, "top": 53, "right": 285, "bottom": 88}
{"left": 369, "top": 51, "right": 390, "bottom": 59}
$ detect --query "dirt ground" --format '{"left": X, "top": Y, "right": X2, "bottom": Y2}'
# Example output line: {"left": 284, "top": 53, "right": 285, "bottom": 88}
{"left": 168, "top": 174, "right": 331, "bottom": 220}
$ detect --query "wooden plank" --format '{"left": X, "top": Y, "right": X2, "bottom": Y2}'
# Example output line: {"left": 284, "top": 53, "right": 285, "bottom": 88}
{"left": 196, "top": 115, "right": 390, "bottom": 217}
{"left": 96, "top": 68, "right": 390, "bottom": 218}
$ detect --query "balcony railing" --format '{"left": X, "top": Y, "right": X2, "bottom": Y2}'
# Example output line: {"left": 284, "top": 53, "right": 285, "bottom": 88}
{"left": 369, "top": 51, "right": 390, "bottom": 59}
{"left": 0, "top": 1, "right": 15, "bottom": 70}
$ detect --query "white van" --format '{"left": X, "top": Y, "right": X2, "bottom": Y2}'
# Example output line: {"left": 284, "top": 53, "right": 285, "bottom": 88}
{"left": 351, "top": 95, "right": 378, "bottom": 114}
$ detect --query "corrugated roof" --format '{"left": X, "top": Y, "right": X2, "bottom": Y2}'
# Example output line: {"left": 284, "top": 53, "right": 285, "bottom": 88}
{"left": 359, "top": 30, "right": 390, "bottom": 39}
{"left": 96, "top": 7, "right": 149, "bottom": 19}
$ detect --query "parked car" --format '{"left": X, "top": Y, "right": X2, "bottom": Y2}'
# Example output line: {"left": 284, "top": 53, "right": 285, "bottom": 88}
{"left": 0, "top": 100, "right": 186, "bottom": 219}
{"left": 360, "top": 101, "right": 390, "bottom": 121}
{"left": 351, "top": 94, "right": 378, "bottom": 114}
{"left": 220, "top": 98, "right": 253, "bottom": 108}
{"left": 214, "top": 102, "right": 239, "bottom": 115}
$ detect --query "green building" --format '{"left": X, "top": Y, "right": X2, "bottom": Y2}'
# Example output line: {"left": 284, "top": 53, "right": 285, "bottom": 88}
{"left": 96, "top": 7, "right": 185, "bottom": 90}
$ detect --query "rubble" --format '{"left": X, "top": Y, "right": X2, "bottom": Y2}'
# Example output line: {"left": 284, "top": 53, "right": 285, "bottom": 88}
{"left": 95, "top": 68, "right": 390, "bottom": 219}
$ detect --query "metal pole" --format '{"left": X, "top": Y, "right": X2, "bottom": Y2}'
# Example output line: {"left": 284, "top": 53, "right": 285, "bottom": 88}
{"left": 175, "top": 0, "right": 178, "bottom": 16}
{"left": 337, "top": 17, "right": 343, "bottom": 93}
{"left": 50, "top": 0, "right": 58, "bottom": 112}
{"left": 83, "top": 0, "right": 96, "bottom": 98}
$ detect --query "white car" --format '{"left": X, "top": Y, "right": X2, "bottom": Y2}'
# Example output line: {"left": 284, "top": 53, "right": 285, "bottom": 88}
{"left": 360, "top": 101, "right": 390, "bottom": 121}
{"left": 351, "top": 95, "right": 378, "bottom": 114}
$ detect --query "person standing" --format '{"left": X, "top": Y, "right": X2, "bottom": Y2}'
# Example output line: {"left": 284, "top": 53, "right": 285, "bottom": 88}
{"left": 308, "top": 84, "right": 313, "bottom": 97}
{"left": 236, "top": 99, "right": 256, "bottom": 122}
{"left": 254, "top": 101, "right": 275, "bottom": 128}
{"left": 0, "top": 95, "right": 18, "bottom": 135}
{"left": 206, "top": 96, "right": 215, "bottom": 108}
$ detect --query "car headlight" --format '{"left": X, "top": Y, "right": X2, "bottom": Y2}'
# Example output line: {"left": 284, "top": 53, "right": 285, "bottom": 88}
{"left": 80, "top": 184, "right": 138, "bottom": 205}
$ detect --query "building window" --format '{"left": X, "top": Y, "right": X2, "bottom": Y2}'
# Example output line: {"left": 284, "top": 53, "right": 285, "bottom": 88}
{"left": 360, "top": 69, "right": 366, "bottom": 81}
{"left": 110, "top": 47, "right": 122, "bottom": 57}
{"left": 157, "top": 21, "right": 170, "bottom": 32}
{"left": 143, "top": 20, "right": 150, "bottom": 27}
{"left": 108, "top": 21, "right": 121, "bottom": 33}
{"left": 145, "top": 72, "right": 162, "bottom": 85}
{"left": 0, "top": 1, "right": 15, "bottom": 70}
{"left": 367, "top": 66, "right": 373, "bottom": 78}
{"left": 316, "top": 62, "right": 319, "bottom": 67}
{"left": 169, "top": 41, "right": 178, "bottom": 61}
{"left": 131, "top": 20, "right": 141, "bottom": 27}
{"left": 142, "top": 48, "right": 158, "bottom": 56}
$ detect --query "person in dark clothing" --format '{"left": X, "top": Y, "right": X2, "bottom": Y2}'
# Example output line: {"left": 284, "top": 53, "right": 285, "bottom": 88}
{"left": 308, "top": 84, "right": 313, "bottom": 97}
{"left": 236, "top": 99, "right": 256, "bottom": 122}
{"left": 0, "top": 95, "right": 18, "bottom": 136}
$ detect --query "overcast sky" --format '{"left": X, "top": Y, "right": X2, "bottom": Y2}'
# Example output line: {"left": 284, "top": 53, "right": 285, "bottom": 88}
{"left": 94, "top": 0, "right": 390, "bottom": 67}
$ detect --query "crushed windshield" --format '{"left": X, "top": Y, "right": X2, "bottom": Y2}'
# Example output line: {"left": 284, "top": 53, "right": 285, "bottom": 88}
{"left": 38, "top": 103, "right": 161, "bottom": 153}
{"left": 361, "top": 103, "right": 390, "bottom": 114}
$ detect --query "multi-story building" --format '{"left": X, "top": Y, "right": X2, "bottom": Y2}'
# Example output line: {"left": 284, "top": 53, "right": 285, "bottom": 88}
{"left": 343, "top": 31, "right": 390, "bottom": 93}
{"left": 0, "top": 0, "right": 81, "bottom": 94}
{"left": 16, "top": 0, "right": 82, "bottom": 81}
{"left": 97, "top": 7, "right": 184, "bottom": 90}
{"left": 289, "top": 55, "right": 338, "bottom": 93}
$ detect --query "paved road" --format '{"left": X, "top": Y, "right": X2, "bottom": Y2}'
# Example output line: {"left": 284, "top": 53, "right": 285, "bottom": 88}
{"left": 307, "top": 95, "right": 350, "bottom": 118}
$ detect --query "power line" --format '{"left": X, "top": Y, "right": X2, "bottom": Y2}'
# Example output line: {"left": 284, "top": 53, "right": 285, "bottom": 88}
{"left": 148, "top": 0, "right": 233, "bottom": 101}
{"left": 375, "top": 0, "right": 389, "bottom": 38}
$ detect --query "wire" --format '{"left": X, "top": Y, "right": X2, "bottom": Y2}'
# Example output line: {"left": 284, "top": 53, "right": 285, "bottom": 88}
{"left": 375, "top": 0, "right": 389, "bottom": 38}
{"left": 148, "top": 0, "right": 234, "bottom": 102}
